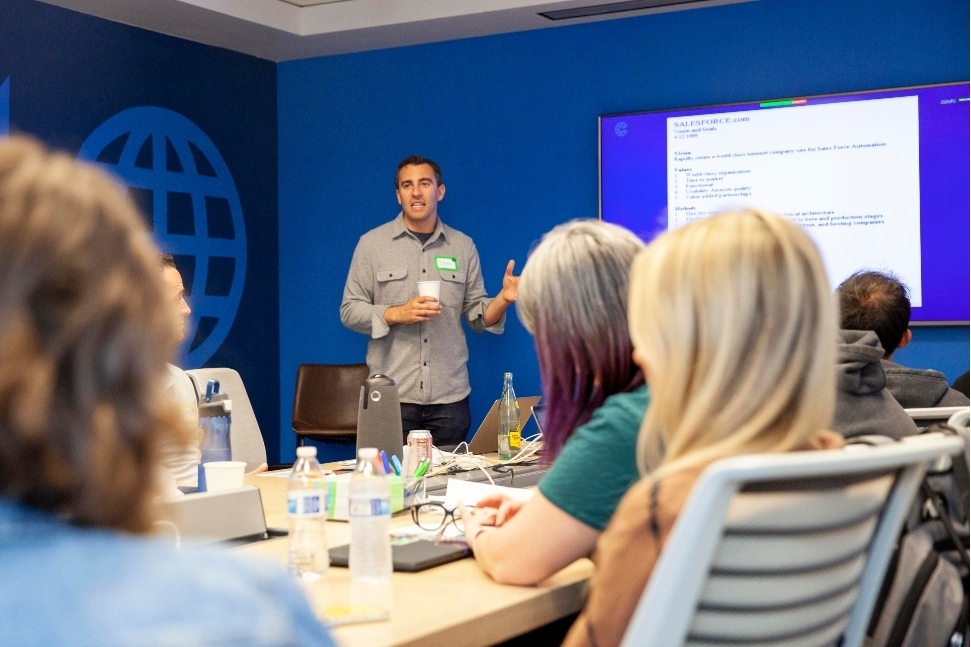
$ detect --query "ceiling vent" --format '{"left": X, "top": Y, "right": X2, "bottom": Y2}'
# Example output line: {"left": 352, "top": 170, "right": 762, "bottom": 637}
{"left": 539, "top": 0, "right": 715, "bottom": 20}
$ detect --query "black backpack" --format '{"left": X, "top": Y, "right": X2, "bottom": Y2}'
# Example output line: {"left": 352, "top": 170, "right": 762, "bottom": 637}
{"left": 853, "top": 425, "right": 970, "bottom": 647}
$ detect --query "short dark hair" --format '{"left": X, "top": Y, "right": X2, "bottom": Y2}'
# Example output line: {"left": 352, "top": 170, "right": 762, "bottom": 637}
{"left": 837, "top": 270, "right": 911, "bottom": 356}
{"left": 395, "top": 155, "right": 443, "bottom": 187}
{"left": 160, "top": 253, "right": 176, "bottom": 269}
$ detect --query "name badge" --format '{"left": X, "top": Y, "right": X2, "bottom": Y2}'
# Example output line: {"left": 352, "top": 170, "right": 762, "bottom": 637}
{"left": 435, "top": 256, "right": 458, "bottom": 271}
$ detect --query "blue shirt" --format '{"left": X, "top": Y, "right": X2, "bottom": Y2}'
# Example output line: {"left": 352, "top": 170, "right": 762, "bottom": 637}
{"left": 0, "top": 499, "right": 335, "bottom": 646}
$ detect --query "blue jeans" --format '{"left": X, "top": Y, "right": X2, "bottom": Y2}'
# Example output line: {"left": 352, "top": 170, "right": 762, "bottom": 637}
{"left": 400, "top": 396, "right": 471, "bottom": 450}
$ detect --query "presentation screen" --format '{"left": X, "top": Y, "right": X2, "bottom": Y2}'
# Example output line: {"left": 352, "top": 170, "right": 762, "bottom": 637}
{"left": 600, "top": 82, "right": 969, "bottom": 323}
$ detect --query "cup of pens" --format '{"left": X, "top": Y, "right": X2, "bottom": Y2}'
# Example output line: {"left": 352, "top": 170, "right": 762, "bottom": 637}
{"left": 404, "top": 457, "right": 430, "bottom": 507}
{"left": 380, "top": 449, "right": 428, "bottom": 507}
{"left": 404, "top": 475, "right": 427, "bottom": 508}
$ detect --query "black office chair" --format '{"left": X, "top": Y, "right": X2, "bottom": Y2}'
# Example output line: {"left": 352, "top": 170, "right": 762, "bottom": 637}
{"left": 291, "top": 363, "right": 370, "bottom": 447}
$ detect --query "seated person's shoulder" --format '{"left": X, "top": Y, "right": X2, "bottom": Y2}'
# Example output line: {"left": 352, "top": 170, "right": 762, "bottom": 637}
{"left": 883, "top": 360, "right": 970, "bottom": 408}
{"left": 538, "top": 386, "right": 650, "bottom": 530}
{"left": 939, "top": 387, "right": 971, "bottom": 407}
{"left": 883, "top": 359, "right": 946, "bottom": 380}
{"left": 554, "top": 385, "right": 649, "bottom": 456}
{"left": 2, "top": 520, "right": 332, "bottom": 647}
{"left": 138, "top": 544, "right": 333, "bottom": 645}
{"left": 592, "top": 384, "right": 651, "bottom": 426}
{"left": 607, "top": 466, "right": 707, "bottom": 540}
{"left": 617, "top": 429, "right": 839, "bottom": 528}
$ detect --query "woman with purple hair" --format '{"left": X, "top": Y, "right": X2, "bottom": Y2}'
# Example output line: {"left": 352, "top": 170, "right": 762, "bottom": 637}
{"left": 459, "top": 219, "right": 649, "bottom": 586}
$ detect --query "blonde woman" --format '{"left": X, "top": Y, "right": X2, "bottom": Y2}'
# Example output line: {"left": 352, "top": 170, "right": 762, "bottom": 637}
{"left": 562, "top": 210, "right": 844, "bottom": 647}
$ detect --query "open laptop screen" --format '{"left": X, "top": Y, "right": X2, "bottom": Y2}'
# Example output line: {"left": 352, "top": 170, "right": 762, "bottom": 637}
{"left": 531, "top": 404, "right": 547, "bottom": 437}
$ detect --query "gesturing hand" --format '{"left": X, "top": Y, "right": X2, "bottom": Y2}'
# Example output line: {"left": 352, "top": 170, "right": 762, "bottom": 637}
{"left": 385, "top": 295, "right": 442, "bottom": 325}
{"left": 500, "top": 260, "right": 519, "bottom": 303}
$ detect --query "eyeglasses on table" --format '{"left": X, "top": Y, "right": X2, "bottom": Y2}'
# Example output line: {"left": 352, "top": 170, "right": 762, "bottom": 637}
{"left": 410, "top": 502, "right": 465, "bottom": 533}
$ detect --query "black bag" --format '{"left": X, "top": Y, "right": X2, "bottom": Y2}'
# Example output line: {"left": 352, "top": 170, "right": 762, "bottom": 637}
{"left": 854, "top": 425, "right": 970, "bottom": 647}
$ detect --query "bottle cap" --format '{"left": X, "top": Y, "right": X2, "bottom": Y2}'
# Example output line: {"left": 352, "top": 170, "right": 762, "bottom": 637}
{"left": 358, "top": 447, "right": 378, "bottom": 459}
{"left": 296, "top": 446, "right": 317, "bottom": 458}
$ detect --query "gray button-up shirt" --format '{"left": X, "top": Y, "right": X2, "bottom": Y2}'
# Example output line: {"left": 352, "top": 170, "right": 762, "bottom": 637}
{"left": 340, "top": 214, "right": 504, "bottom": 404}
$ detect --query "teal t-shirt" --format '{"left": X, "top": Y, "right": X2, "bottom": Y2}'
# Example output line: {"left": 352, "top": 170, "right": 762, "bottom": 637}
{"left": 537, "top": 385, "right": 650, "bottom": 531}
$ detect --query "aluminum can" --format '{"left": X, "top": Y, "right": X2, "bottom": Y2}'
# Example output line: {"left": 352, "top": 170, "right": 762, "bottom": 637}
{"left": 406, "top": 429, "right": 433, "bottom": 475}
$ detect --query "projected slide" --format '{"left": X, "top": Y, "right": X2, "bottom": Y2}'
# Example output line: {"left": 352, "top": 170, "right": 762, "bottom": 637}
{"left": 665, "top": 96, "right": 922, "bottom": 304}
{"left": 599, "top": 82, "right": 970, "bottom": 322}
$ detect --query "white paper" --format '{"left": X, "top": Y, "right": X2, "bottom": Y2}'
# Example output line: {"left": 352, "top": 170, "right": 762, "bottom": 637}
{"left": 257, "top": 470, "right": 292, "bottom": 478}
{"left": 257, "top": 469, "right": 334, "bottom": 478}
{"left": 443, "top": 479, "right": 535, "bottom": 509}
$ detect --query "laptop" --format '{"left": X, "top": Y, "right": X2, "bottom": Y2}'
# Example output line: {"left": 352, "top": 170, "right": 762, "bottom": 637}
{"left": 467, "top": 396, "right": 542, "bottom": 454}
{"left": 531, "top": 404, "right": 547, "bottom": 437}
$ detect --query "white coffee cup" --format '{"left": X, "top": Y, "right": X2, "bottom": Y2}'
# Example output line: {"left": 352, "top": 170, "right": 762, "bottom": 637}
{"left": 203, "top": 461, "right": 247, "bottom": 492}
{"left": 417, "top": 280, "right": 441, "bottom": 301}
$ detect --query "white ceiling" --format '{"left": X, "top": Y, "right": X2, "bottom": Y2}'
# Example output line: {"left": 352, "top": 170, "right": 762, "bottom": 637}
{"left": 39, "top": 0, "right": 754, "bottom": 62}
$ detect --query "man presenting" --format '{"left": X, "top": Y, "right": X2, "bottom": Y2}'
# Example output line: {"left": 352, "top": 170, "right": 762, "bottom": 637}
{"left": 341, "top": 155, "right": 518, "bottom": 447}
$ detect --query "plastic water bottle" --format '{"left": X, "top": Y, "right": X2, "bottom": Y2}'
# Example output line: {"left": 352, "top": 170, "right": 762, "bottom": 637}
{"left": 197, "top": 380, "right": 231, "bottom": 492}
{"left": 288, "top": 446, "right": 328, "bottom": 581}
{"left": 349, "top": 447, "right": 392, "bottom": 583}
{"left": 497, "top": 372, "right": 521, "bottom": 461}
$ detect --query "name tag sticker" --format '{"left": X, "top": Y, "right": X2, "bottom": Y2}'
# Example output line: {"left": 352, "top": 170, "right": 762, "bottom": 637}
{"left": 435, "top": 256, "right": 458, "bottom": 271}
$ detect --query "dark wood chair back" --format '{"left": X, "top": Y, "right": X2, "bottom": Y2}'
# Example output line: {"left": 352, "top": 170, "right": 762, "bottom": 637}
{"left": 292, "top": 363, "right": 370, "bottom": 445}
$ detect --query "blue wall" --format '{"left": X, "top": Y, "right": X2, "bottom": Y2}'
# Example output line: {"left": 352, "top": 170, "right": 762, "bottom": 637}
{"left": 2, "top": 0, "right": 283, "bottom": 462}
{"left": 4, "top": 0, "right": 965, "bottom": 467}
{"left": 279, "top": 0, "right": 969, "bottom": 463}
{"left": 897, "top": 327, "right": 970, "bottom": 384}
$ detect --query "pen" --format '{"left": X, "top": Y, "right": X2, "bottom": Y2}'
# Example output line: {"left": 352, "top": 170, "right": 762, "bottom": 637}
{"left": 379, "top": 450, "right": 392, "bottom": 475}
{"left": 413, "top": 459, "right": 430, "bottom": 479}
{"left": 391, "top": 454, "right": 403, "bottom": 476}
{"left": 405, "top": 479, "right": 421, "bottom": 497}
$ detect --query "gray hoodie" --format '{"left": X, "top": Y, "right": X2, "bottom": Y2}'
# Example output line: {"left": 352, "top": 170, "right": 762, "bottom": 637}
{"left": 882, "top": 360, "right": 970, "bottom": 409}
{"left": 832, "top": 330, "right": 919, "bottom": 440}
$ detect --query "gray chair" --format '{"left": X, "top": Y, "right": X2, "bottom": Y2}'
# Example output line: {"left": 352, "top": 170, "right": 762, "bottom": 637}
{"left": 904, "top": 406, "right": 969, "bottom": 430}
{"left": 618, "top": 434, "right": 964, "bottom": 647}
{"left": 948, "top": 407, "right": 970, "bottom": 428}
{"left": 186, "top": 367, "right": 267, "bottom": 471}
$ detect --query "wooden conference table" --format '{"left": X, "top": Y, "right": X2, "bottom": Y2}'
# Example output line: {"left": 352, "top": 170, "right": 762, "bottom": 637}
{"left": 236, "top": 465, "right": 593, "bottom": 647}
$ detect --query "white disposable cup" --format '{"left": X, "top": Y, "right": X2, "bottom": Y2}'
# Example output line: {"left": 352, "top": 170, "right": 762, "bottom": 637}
{"left": 204, "top": 461, "right": 246, "bottom": 492}
{"left": 417, "top": 281, "right": 441, "bottom": 301}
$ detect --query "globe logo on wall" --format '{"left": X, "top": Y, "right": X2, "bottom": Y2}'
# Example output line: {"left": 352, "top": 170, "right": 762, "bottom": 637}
{"left": 0, "top": 77, "right": 9, "bottom": 136}
{"left": 79, "top": 107, "right": 246, "bottom": 368}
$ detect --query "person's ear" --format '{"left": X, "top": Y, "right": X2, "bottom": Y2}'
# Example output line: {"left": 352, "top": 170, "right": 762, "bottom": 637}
{"left": 897, "top": 329, "right": 912, "bottom": 350}
{"left": 437, "top": 183, "right": 446, "bottom": 201}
